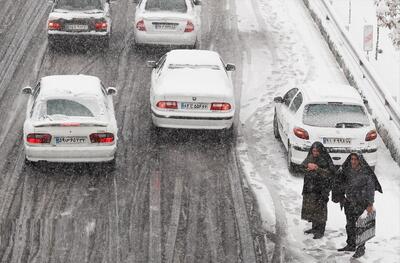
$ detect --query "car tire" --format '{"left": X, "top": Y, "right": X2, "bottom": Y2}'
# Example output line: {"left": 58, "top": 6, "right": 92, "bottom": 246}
{"left": 104, "top": 158, "right": 116, "bottom": 171}
{"left": 273, "top": 112, "right": 280, "bottom": 139}
{"left": 287, "top": 142, "right": 296, "bottom": 173}
{"left": 48, "top": 38, "right": 56, "bottom": 52}
{"left": 102, "top": 35, "right": 110, "bottom": 49}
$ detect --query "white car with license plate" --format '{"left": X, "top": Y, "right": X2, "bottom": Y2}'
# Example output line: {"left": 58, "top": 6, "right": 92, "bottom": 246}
{"left": 273, "top": 83, "right": 378, "bottom": 171}
{"left": 22, "top": 75, "right": 118, "bottom": 164}
{"left": 133, "top": 0, "right": 201, "bottom": 48}
{"left": 47, "top": 0, "right": 112, "bottom": 48}
{"left": 148, "top": 49, "right": 236, "bottom": 130}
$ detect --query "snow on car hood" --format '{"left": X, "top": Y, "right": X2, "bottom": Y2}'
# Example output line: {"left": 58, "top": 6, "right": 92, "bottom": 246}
{"left": 49, "top": 10, "right": 104, "bottom": 20}
{"left": 156, "top": 69, "right": 233, "bottom": 98}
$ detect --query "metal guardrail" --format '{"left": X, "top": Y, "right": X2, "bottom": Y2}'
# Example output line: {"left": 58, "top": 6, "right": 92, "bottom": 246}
{"left": 319, "top": 0, "right": 400, "bottom": 130}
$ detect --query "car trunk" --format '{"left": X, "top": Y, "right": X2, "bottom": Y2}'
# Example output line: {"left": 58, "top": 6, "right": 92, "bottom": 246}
{"left": 141, "top": 12, "right": 191, "bottom": 34}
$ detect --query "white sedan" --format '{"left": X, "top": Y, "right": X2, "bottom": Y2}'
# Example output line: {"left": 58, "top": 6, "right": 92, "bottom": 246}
{"left": 22, "top": 75, "right": 118, "bottom": 164}
{"left": 273, "top": 83, "right": 378, "bottom": 171}
{"left": 133, "top": 0, "right": 201, "bottom": 48}
{"left": 47, "top": 0, "right": 112, "bottom": 48}
{"left": 148, "top": 49, "right": 236, "bottom": 130}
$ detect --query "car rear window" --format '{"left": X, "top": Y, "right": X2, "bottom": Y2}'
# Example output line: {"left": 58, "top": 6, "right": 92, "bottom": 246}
{"left": 55, "top": 0, "right": 102, "bottom": 11}
{"left": 145, "top": 0, "right": 188, "bottom": 13}
{"left": 303, "top": 103, "right": 370, "bottom": 128}
{"left": 168, "top": 64, "right": 220, "bottom": 70}
{"left": 34, "top": 98, "right": 103, "bottom": 119}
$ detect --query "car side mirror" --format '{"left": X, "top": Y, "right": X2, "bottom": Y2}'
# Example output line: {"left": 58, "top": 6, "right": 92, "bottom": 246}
{"left": 274, "top": 96, "right": 284, "bottom": 103}
{"left": 22, "top": 86, "right": 33, "bottom": 95}
{"left": 225, "top": 63, "right": 236, "bottom": 71}
{"left": 146, "top": 60, "right": 157, "bottom": 68}
{"left": 193, "top": 0, "right": 202, "bottom": 5}
{"left": 107, "top": 87, "right": 117, "bottom": 95}
{"left": 363, "top": 98, "right": 368, "bottom": 105}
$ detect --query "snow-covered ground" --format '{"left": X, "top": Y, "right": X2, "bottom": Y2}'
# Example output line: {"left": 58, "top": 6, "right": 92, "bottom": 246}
{"left": 235, "top": 0, "right": 400, "bottom": 261}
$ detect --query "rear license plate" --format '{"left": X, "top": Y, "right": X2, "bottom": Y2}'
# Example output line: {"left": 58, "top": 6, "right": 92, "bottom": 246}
{"left": 67, "top": 24, "right": 88, "bottom": 31}
{"left": 153, "top": 23, "right": 178, "bottom": 30}
{"left": 323, "top": 137, "right": 352, "bottom": 144}
{"left": 55, "top": 136, "right": 86, "bottom": 144}
{"left": 181, "top": 102, "right": 209, "bottom": 110}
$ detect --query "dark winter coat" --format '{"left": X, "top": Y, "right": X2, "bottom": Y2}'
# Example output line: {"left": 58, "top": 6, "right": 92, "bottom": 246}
{"left": 300, "top": 142, "right": 336, "bottom": 223}
{"left": 332, "top": 153, "right": 382, "bottom": 207}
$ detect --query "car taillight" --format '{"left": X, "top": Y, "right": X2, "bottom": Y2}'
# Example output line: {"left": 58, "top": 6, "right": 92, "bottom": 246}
{"left": 48, "top": 21, "right": 61, "bottom": 30}
{"left": 27, "top": 133, "right": 52, "bottom": 144}
{"left": 293, "top": 127, "right": 309, "bottom": 140}
{"left": 90, "top": 133, "right": 114, "bottom": 143}
{"left": 184, "top": 21, "right": 194, "bottom": 32}
{"left": 365, "top": 130, "right": 377, "bottom": 141}
{"left": 95, "top": 21, "right": 108, "bottom": 31}
{"left": 136, "top": 20, "right": 146, "bottom": 31}
{"left": 210, "top": 102, "right": 231, "bottom": 111}
{"left": 156, "top": 101, "right": 178, "bottom": 109}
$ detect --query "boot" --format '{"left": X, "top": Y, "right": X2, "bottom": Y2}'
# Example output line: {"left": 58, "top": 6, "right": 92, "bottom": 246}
{"left": 313, "top": 232, "right": 324, "bottom": 239}
{"left": 337, "top": 245, "right": 356, "bottom": 252}
{"left": 352, "top": 245, "right": 365, "bottom": 258}
{"left": 304, "top": 228, "right": 315, "bottom": 234}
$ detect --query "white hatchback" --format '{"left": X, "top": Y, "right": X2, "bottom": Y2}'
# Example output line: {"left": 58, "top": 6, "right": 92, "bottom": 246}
{"left": 148, "top": 49, "right": 236, "bottom": 130}
{"left": 273, "top": 83, "right": 378, "bottom": 171}
{"left": 133, "top": 0, "right": 201, "bottom": 48}
{"left": 22, "top": 75, "right": 118, "bottom": 164}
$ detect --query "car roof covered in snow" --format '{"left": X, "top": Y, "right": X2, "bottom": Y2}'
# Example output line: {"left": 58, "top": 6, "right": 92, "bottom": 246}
{"left": 301, "top": 83, "right": 364, "bottom": 104}
{"left": 166, "top": 50, "right": 223, "bottom": 66}
{"left": 39, "top": 75, "right": 102, "bottom": 97}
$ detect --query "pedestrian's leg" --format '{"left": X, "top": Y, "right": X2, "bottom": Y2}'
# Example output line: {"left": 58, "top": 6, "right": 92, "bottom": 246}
{"left": 313, "top": 222, "right": 326, "bottom": 239}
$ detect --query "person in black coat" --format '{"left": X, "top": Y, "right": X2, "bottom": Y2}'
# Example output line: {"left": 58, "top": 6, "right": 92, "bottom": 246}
{"left": 300, "top": 141, "right": 336, "bottom": 239}
{"left": 332, "top": 152, "right": 382, "bottom": 258}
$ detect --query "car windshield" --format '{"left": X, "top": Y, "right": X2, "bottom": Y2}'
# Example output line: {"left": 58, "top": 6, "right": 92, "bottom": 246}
{"left": 55, "top": 0, "right": 103, "bottom": 11}
{"left": 303, "top": 103, "right": 370, "bottom": 128}
{"left": 168, "top": 64, "right": 220, "bottom": 70}
{"left": 34, "top": 98, "right": 103, "bottom": 120}
{"left": 145, "top": 0, "right": 187, "bottom": 13}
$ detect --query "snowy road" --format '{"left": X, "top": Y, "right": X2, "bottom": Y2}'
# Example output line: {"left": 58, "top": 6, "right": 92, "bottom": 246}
{"left": 0, "top": 0, "right": 266, "bottom": 262}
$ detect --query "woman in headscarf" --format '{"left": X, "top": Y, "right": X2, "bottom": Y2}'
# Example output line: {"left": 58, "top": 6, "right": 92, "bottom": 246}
{"left": 300, "top": 141, "right": 336, "bottom": 239}
{"left": 332, "top": 152, "right": 382, "bottom": 258}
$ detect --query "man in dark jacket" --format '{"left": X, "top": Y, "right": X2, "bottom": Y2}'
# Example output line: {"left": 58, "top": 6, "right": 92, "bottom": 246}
{"left": 333, "top": 153, "right": 382, "bottom": 258}
{"left": 300, "top": 142, "right": 336, "bottom": 239}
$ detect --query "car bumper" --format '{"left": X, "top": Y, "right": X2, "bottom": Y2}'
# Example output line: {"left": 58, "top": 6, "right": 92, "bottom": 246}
{"left": 48, "top": 30, "right": 109, "bottom": 37}
{"left": 25, "top": 144, "right": 116, "bottom": 163}
{"left": 134, "top": 30, "right": 196, "bottom": 46}
{"left": 291, "top": 144, "right": 378, "bottom": 166}
{"left": 152, "top": 110, "right": 234, "bottom": 130}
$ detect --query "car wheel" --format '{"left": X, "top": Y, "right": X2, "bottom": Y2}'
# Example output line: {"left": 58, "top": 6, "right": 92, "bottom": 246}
{"left": 103, "top": 158, "right": 116, "bottom": 171}
{"left": 48, "top": 38, "right": 56, "bottom": 52}
{"left": 273, "top": 113, "right": 280, "bottom": 139}
{"left": 102, "top": 35, "right": 110, "bottom": 49}
{"left": 287, "top": 142, "right": 296, "bottom": 173}
{"left": 193, "top": 39, "right": 199, "bottom": 49}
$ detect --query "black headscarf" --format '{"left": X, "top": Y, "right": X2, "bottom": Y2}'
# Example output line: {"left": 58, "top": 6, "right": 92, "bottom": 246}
{"left": 302, "top": 141, "right": 336, "bottom": 175}
{"left": 341, "top": 152, "right": 383, "bottom": 193}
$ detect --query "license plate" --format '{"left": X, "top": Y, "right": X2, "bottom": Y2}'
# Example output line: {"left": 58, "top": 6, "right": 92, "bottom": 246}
{"left": 67, "top": 24, "right": 88, "bottom": 31}
{"left": 153, "top": 23, "right": 177, "bottom": 30}
{"left": 323, "top": 137, "right": 352, "bottom": 144}
{"left": 55, "top": 136, "right": 86, "bottom": 144}
{"left": 181, "top": 102, "right": 209, "bottom": 110}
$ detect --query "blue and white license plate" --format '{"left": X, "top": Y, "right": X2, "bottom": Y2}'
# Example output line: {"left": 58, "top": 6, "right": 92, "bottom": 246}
{"left": 180, "top": 102, "right": 209, "bottom": 110}
{"left": 55, "top": 136, "right": 86, "bottom": 144}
